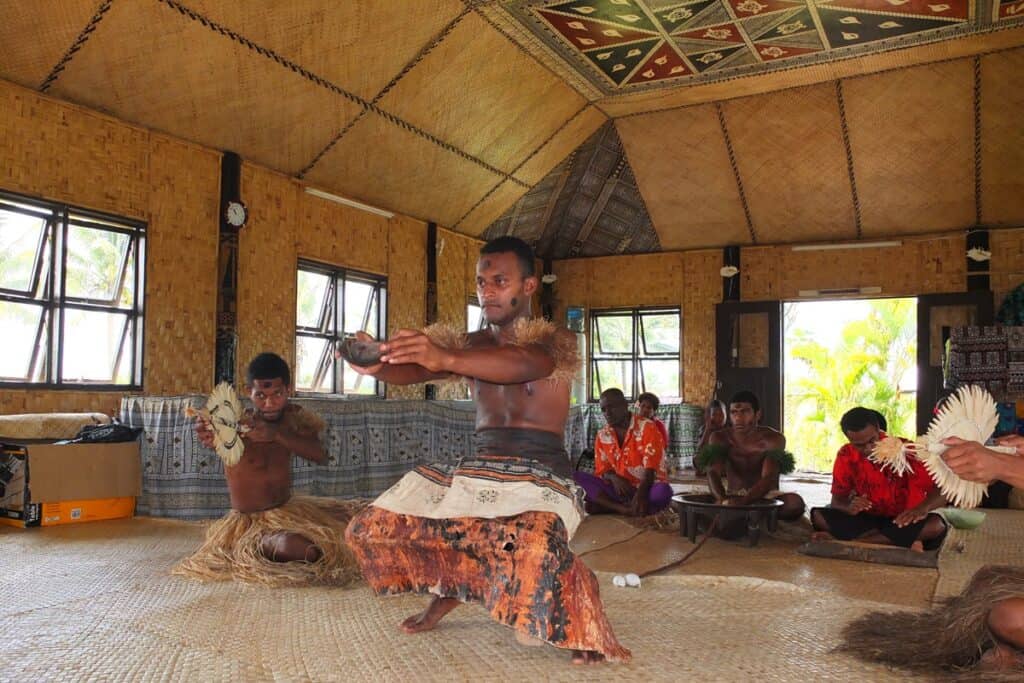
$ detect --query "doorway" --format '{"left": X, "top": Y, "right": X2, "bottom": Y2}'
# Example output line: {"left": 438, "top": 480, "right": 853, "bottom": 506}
{"left": 783, "top": 298, "right": 917, "bottom": 472}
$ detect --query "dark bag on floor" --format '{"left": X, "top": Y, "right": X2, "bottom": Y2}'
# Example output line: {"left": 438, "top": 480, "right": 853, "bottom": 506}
{"left": 59, "top": 421, "right": 142, "bottom": 444}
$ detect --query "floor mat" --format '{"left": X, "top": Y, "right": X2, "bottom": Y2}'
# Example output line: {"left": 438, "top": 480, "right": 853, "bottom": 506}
{"left": 0, "top": 518, "right": 920, "bottom": 681}
{"left": 568, "top": 515, "right": 643, "bottom": 555}
{"left": 935, "top": 508, "right": 1024, "bottom": 603}
{"left": 579, "top": 530, "right": 696, "bottom": 576}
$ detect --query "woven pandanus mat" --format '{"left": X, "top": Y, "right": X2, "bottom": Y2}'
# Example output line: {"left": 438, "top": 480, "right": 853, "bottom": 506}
{"left": 0, "top": 517, "right": 924, "bottom": 681}
{"left": 935, "top": 509, "right": 1024, "bottom": 603}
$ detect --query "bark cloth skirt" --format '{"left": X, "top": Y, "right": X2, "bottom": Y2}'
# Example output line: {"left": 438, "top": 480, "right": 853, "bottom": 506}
{"left": 345, "top": 427, "right": 631, "bottom": 661}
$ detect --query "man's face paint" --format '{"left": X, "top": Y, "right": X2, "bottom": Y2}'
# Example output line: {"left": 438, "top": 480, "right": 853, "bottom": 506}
{"left": 249, "top": 377, "right": 289, "bottom": 421}
{"left": 475, "top": 251, "right": 535, "bottom": 326}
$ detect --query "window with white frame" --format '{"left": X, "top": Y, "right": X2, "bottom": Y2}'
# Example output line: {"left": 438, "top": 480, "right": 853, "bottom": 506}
{"left": 295, "top": 260, "right": 386, "bottom": 396}
{"left": 589, "top": 307, "right": 681, "bottom": 401}
{"left": 0, "top": 191, "right": 145, "bottom": 388}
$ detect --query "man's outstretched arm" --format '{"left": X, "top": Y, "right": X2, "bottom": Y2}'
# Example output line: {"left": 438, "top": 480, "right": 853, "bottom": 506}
{"left": 341, "top": 331, "right": 450, "bottom": 386}
{"left": 381, "top": 328, "right": 561, "bottom": 385}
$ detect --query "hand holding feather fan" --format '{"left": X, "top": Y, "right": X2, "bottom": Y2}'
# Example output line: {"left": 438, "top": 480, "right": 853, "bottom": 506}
{"left": 184, "top": 382, "right": 250, "bottom": 466}
{"left": 911, "top": 385, "right": 1015, "bottom": 508}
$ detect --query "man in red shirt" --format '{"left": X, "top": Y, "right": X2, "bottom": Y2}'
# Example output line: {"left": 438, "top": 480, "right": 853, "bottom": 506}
{"left": 574, "top": 388, "right": 673, "bottom": 516}
{"left": 810, "top": 407, "right": 947, "bottom": 551}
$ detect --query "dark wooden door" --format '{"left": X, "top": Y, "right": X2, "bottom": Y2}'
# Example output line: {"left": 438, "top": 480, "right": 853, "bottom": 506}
{"left": 917, "top": 291, "right": 994, "bottom": 434}
{"left": 715, "top": 301, "right": 783, "bottom": 430}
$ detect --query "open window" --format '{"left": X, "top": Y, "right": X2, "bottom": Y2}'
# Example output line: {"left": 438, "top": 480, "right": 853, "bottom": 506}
{"left": 295, "top": 260, "right": 386, "bottom": 396}
{"left": 589, "top": 307, "right": 681, "bottom": 401}
{"left": 0, "top": 191, "right": 145, "bottom": 388}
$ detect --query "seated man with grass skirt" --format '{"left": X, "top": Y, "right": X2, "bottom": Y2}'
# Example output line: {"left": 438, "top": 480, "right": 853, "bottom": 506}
{"left": 176, "top": 353, "right": 360, "bottom": 587}
{"left": 343, "top": 237, "right": 629, "bottom": 665}
{"left": 696, "top": 391, "right": 805, "bottom": 531}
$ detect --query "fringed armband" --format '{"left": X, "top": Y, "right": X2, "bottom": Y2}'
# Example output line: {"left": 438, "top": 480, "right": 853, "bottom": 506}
{"left": 423, "top": 323, "right": 469, "bottom": 352}
{"left": 695, "top": 443, "right": 730, "bottom": 471}
{"left": 283, "top": 405, "right": 325, "bottom": 437}
{"left": 764, "top": 448, "right": 796, "bottom": 475}
{"left": 510, "top": 318, "right": 581, "bottom": 385}
{"left": 423, "top": 323, "right": 470, "bottom": 387}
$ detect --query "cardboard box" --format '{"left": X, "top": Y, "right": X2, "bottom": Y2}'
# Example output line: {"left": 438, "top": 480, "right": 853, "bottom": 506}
{"left": 0, "top": 441, "right": 141, "bottom": 528}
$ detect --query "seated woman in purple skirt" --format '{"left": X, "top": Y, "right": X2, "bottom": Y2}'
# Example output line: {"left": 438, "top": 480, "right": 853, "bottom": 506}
{"left": 574, "top": 388, "right": 673, "bottom": 516}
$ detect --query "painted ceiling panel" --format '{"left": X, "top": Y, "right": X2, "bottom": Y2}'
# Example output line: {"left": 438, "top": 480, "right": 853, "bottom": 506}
{"left": 483, "top": 122, "right": 662, "bottom": 258}
{"left": 493, "top": 0, "right": 1007, "bottom": 95}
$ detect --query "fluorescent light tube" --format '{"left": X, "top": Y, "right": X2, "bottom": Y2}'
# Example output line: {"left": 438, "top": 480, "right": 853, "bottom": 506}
{"left": 791, "top": 240, "right": 901, "bottom": 252}
{"left": 304, "top": 187, "right": 395, "bottom": 219}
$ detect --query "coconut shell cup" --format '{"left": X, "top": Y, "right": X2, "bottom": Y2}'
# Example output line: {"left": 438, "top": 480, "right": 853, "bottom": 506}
{"left": 337, "top": 336, "right": 384, "bottom": 367}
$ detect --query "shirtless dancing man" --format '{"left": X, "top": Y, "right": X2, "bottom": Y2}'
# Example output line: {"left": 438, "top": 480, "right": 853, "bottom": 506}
{"left": 344, "top": 236, "right": 629, "bottom": 664}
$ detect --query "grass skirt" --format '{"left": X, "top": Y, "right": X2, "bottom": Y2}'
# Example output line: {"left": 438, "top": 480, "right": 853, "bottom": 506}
{"left": 345, "top": 506, "right": 631, "bottom": 662}
{"left": 838, "top": 565, "right": 1024, "bottom": 681}
{"left": 173, "top": 496, "right": 365, "bottom": 587}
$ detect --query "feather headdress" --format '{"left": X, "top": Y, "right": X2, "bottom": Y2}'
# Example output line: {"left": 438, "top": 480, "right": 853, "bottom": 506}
{"left": 184, "top": 382, "right": 249, "bottom": 466}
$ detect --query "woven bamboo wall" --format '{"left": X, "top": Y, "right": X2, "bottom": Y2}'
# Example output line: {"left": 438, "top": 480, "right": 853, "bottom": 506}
{"left": 387, "top": 216, "right": 428, "bottom": 400}
{"left": 0, "top": 79, "right": 430, "bottom": 412}
{"left": 299, "top": 191, "right": 390, "bottom": 276}
{"left": 682, "top": 251, "right": 722, "bottom": 404}
{"left": 741, "top": 237, "right": 967, "bottom": 301}
{"left": 552, "top": 236, "right": 990, "bottom": 405}
{"left": 235, "top": 163, "right": 428, "bottom": 398}
{"left": 0, "top": 81, "right": 149, "bottom": 219}
{"left": 0, "top": 80, "right": 219, "bottom": 414}
{"left": 552, "top": 250, "right": 722, "bottom": 404}
{"left": 436, "top": 228, "right": 481, "bottom": 331}
{"left": 432, "top": 228, "right": 480, "bottom": 399}
{"left": 235, "top": 164, "right": 301, "bottom": 384}
{"left": 145, "top": 133, "right": 220, "bottom": 394}
{"left": 552, "top": 252, "right": 689, "bottom": 400}
{"left": 991, "top": 229, "right": 1024, "bottom": 308}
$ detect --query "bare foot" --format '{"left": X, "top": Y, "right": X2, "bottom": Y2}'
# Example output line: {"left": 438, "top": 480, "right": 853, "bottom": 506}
{"left": 572, "top": 650, "right": 605, "bottom": 665}
{"left": 910, "top": 540, "right": 924, "bottom": 553}
{"left": 810, "top": 531, "right": 834, "bottom": 542}
{"left": 400, "top": 596, "right": 460, "bottom": 634}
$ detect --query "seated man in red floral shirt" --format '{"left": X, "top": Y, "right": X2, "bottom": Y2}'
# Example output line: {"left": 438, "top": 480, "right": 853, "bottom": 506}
{"left": 574, "top": 388, "right": 673, "bottom": 517}
{"left": 811, "top": 406, "right": 947, "bottom": 552}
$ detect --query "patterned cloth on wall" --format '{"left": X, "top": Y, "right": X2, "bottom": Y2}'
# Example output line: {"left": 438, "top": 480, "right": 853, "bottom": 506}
{"left": 121, "top": 397, "right": 701, "bottom": 520}
{"left": 1007, "top": 328, "right": 1024, "bottom": 397}
{"left": 947, "top": 326, "right": 1018, "bottom": 399}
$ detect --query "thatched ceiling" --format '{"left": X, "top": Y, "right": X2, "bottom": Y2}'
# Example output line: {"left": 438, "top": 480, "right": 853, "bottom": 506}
{"left": 1, "top": 0, "right": 1022, "bottom": 258}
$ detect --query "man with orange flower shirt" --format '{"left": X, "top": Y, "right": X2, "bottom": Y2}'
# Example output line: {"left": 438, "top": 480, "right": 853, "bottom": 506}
{"left": 574, "top": 388, "right": 673, "bottom": 516}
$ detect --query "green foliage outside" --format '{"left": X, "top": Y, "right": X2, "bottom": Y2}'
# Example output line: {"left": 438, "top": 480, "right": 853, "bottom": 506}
{"left": 784, "top": 299, "right": 917, "bottom": 473}
{"left": 1, "top": 209, "right": 134, "bottom": 381}
{"left": 590, "top": 311, "right": 680, "bottom": 400}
